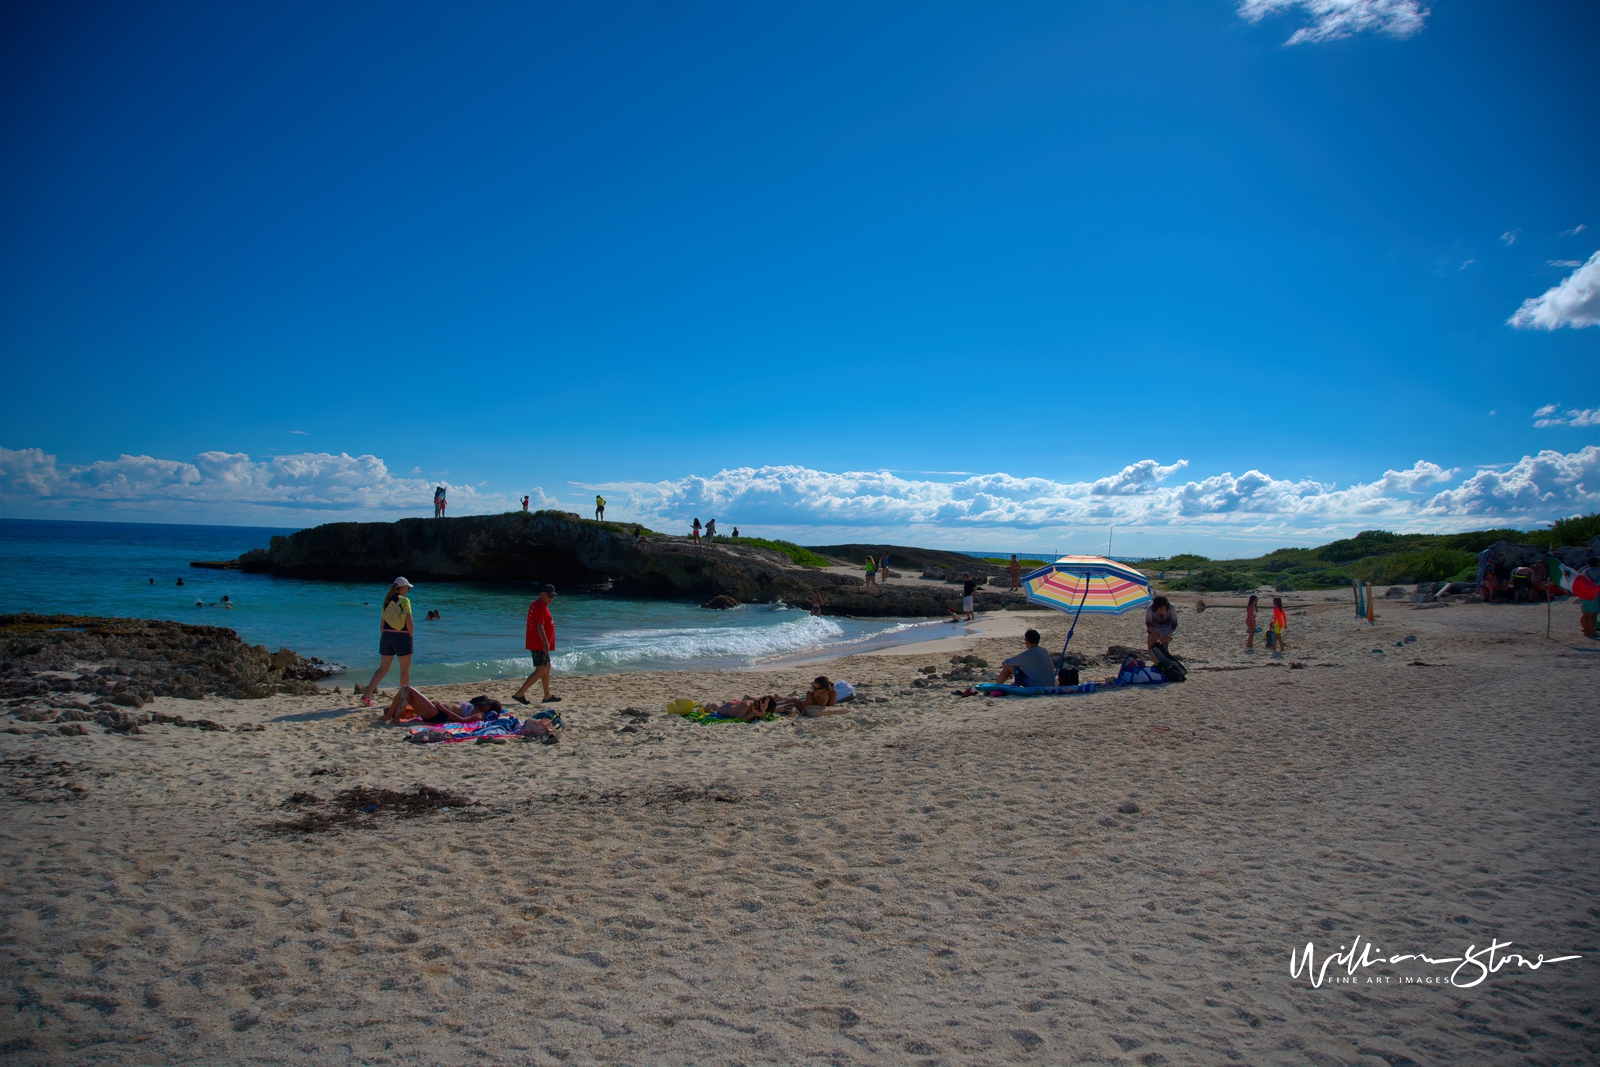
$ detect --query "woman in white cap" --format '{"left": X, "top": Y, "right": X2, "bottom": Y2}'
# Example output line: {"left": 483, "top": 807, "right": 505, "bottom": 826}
{"left": 362, "top": 577, "right": 414, "bottom": 706}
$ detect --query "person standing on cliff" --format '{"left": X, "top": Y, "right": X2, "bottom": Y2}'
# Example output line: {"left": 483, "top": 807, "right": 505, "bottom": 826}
{"left": 1009, "top": 554, "right": 1022, "bottom": 591}
{"left": 362, "top": 578, "right": 414, "bottom": 707}
{"left": 521, "top": 495, "right": 530, "bottom": 512}
{"left": 595, "top": 495, "right": 606, "bottom": 521}
{"left": 705, "top": 518, "right": 717, "bottom": 541}
{"left": 962, "top": 574, "right": 977, "bottom": 620}
{"left": 692, "top": 518, "right": 702, "bottom": 542}
{"left": 513, "top": 584, "right": 561, "bottom": 705}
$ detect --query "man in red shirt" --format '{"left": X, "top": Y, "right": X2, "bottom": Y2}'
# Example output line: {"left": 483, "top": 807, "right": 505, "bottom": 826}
{"left": 513, "top": 584, "right": 561, "bottom": 704}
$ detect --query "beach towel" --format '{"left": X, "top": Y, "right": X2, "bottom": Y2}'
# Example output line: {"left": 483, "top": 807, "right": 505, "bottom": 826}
{"left": 834, "top": 681, "right": 855, "bottom": 702}
{"left": 974, "top": 682, "right": 1095, "bottom": 697}
{"left": 665, "top": 699, "right": 780, "bottom": 724}
{"left": 406, "top": 709, "right": 562, "bottom": 744}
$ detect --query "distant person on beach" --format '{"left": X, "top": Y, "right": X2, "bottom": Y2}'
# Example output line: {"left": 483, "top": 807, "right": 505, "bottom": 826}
{"left": 998, "top": 629, "right": 1055, "bottom": 687}
{"left": 692, "top": 518, "right": 702, "bottom": 542}
{"left": 1145, "top": 595, "right": 1177, "bottom": 653}
{"left": 810, "top": 590, "right": 824, "bottom": 616}
{"left": 362, "top": 578, "right": 414, "bottom": 706}
{"left": 706, "top": 694, "right": 778, "bottom": 721}
{"left": 1581, "top": 557, "right": 1600, "bottom": 638}
{"left": 1244, "top": 594, "right": 1259, "bottom": 651}
{"left": 633, "top": 524, "right": 643, "bottom": 544}
{"left": 521, "top": 495, "right": 530, "bottom": 512}
{"left": 705, "top": 518, "right": 717, "bottom": 540}
{"left": 595, "top": 495, "right": 606, "bottom": 520}
{"left": 731, "top": 527, "right": 739, "bottom": 538}
{"left": 1268, "top": 596, "right": 1288, "bottom": 652}
{"left": 962, "top": 574, "right": 976, "bottom": 620}
{"left": 1009, "top": 555, "right": 1022, "bottom": 591}
{"left": 513, "top": 584, "right": 561, "bottom": 705}
{"left": 382, "top": 688, "right": 500, "bottom": 725}
{"left": 864, "top": 555, "right": 877, "bottom": 591}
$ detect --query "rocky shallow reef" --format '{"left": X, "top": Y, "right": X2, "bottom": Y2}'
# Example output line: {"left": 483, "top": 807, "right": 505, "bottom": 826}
{"left": 0, "top": 614, "right": 337, "bottom": 704}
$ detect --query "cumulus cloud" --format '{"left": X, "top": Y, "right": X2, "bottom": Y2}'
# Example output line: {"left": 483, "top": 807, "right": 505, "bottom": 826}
{"left": 1533, "top": 405, "right": 1600, "bottom": 429}
{"left": 1507, "top": 251, "right": 1600, "bottom": 329}
{"left": 1238, "top": 0, "right": 1427, "bottom": 45}
{"left": 589, "top": 450, "right": 1595, "bottom": 537}
{"left": 0, "top": 447, "right": 553, "bottom": 521}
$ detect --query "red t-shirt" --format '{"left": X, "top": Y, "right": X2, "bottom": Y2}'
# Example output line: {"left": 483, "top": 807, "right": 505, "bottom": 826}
{"left": 525, "top": 600, "right": 555, "bottom": 651}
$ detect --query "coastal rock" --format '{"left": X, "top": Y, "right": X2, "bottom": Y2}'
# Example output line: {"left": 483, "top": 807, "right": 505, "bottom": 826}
{"left": 1383, "top": 586, "right": 1408, "bottom": 599}
{"left": 0, "top": 615, "right": 336, "bottom": 701}
{"left": 700, "top": 594, "right": 739, "bottom": 610}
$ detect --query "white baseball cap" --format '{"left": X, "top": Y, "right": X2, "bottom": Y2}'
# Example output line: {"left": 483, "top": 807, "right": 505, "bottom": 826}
{"left": 393, "top": 577, "right": 413, "bottom": 588}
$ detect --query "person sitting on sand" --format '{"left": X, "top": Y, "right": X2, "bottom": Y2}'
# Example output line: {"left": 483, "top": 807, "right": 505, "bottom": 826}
{"left": 776, "top": 676, "right": 847, "bottom": 716}
{"left": 997, "top": 629, "right": 1056, "bottom": 687}
{"left": 705, "top": 694, "right": 778, "bottom": 721}
{"left": 1145, "top": 595, "right": 1177, "bottom": 653}
{"left": 383, "top": 688, "right": 501, "bottom": 725}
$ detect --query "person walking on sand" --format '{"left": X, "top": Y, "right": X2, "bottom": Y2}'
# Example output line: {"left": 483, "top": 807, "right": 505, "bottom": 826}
{"left": 1244, "top": 593, "right": 1259, "bottom": 651}
{"left": 1008, "top": 554, "right": 1022, "bottom": 591}
{"left": 513, "top": 584, "right": 561, "bottom": 705}
{"left": 1268, "top": 596, "right": 1288, "bottom": 653}
{"left": 595, "top": 495, "right": 606, "bottom": 521}
{"left": 362, "top": 578, "right": 414, "bottom": 706}
{"left": 864, "top": 554, "right": 877, "bottom": 591}
{"left": 962, "top": 574, "right": 976, "bottom": 620}
{"left": 1145, "top": 595, "right": 1177, "bottom": 654}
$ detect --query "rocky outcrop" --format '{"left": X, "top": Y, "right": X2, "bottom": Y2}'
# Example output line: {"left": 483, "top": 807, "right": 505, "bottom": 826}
{"left": 0, "top": 614, "right": 337, "bottom": 701}
{"left": 234, "top": 513, "right": 1042, "bottom": 618}
{"left": 1484, "top": 535, "right": 1600, "bottom": 572}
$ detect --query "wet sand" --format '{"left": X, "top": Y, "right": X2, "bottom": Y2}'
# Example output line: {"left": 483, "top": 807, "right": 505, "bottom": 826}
{"left": 2, "top": 592, "right": 1596, "bottom": 1065}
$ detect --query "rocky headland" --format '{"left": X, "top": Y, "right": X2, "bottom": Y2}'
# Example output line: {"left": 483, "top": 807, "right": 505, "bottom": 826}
{"left": 235, "top": 512, "right": 1037, "bottom": 617}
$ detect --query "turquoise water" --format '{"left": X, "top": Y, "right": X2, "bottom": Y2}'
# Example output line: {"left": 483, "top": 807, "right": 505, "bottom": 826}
{"left": 0, "top": 519, "right": 950, "bottom": 683}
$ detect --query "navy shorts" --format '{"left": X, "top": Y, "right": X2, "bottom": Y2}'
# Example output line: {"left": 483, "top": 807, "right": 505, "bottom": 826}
{"left": 380, "top": 630, "right": 413, "bottom": 657}
{"left": 529, "top": 650, "right": 550, "bottom": 668}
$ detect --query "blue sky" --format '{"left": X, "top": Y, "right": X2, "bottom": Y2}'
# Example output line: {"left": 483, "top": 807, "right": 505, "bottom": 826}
{"left": 1, "top": 0, "right": 1596, "bottom": 555}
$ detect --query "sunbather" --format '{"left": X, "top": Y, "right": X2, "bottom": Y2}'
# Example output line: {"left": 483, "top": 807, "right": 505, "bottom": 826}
{"left": 704, "top": 694, "right": 779, "bottom": 721}
{"left": 383, "top": 687, "right": 501, "bottom": 725}
{"left": 775, "top": 676, "right": 848, "bottom": 716}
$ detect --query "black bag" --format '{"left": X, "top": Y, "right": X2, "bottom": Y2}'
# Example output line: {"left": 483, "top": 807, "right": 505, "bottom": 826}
{"left": 1057, "top": 667, "right": 1080, "bottom": 687}
{"left": 1148, "top": 644, "right": 1186, "bottom": 683}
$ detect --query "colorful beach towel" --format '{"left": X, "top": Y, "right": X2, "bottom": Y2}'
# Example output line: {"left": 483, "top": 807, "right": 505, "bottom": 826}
{"left": 665, "top": 699, "right": 779, "bottom": 724}
{"left": 406, "top": 709, "right": 563, "bottom": 744}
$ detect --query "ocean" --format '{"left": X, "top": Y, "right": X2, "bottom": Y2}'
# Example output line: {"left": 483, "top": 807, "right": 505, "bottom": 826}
{"left": 0, "top": 518, "right": 954, "bottom": 685}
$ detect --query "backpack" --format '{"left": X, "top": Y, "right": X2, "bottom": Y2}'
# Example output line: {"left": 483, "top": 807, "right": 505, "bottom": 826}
{"left": 1149, "top": 644, "right": 1187, "bottom": 683}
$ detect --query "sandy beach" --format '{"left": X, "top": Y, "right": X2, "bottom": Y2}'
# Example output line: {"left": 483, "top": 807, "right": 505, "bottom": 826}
{"left": 2, "top": 591, "right": 1596, "bottom": 1065}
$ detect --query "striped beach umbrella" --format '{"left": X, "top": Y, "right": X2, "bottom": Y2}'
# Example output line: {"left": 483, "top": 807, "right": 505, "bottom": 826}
{"left": 1019, "top": 555, "right": 1153, "bottom": 656}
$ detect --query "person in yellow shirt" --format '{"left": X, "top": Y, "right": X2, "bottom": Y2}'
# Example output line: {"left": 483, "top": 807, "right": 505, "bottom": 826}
{"left": 595, "top": 495, "right": 606, "bottom": 520}
{"left": 362, "top": 577, "right": 414, "bottom": 706}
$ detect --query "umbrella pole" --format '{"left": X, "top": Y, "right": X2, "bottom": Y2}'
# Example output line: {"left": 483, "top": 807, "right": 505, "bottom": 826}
{"left": 1059, "top": 583, "right": 1091, "bottom": 662}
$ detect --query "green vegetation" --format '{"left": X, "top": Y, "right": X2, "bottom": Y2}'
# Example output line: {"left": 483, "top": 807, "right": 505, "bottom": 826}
{"left": 1153, "top": 513, "right": 1598, "bottom": 592}
{"left": 716, "top": 536, "right": 830, "bottom": 568}
{"left": 980, "top": 556, "right": 1047, "bottom": 569}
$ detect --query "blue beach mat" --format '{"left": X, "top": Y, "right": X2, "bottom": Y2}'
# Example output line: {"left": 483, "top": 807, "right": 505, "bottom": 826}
{"left": 974, "top": 682, "right": 1095, "bottom": 697}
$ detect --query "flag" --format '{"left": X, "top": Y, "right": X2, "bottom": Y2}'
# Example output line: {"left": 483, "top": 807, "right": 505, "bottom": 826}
{"left": 1550, "top": 555, "right": 1600, "bottom": 600}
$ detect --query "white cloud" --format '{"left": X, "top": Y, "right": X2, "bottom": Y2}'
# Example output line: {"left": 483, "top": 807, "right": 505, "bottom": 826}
{"left": 1500, "top": 230, "right": 1519, "bottom": 245}
{"left": 587, "top": 450, "right": 1595, "bottom": 539}
{"left": 1533, "top": 405, "right": 1600, "bottom": 429}
{"left": 1507, "top": 251, "right": 1600, "bottom": 329}
{"left": 1548, "top": 260, "right": 1582, "bottom": 268}
{"left": 0, "top": 447, "right": 557, "bottom": 521}
{"left": 1239, "top": 0, "right": 1425, "bottom": 44}
{"left": 7, "top": 445, "right": 1595, "bottom": 546}
{"left": 1460, "top": 259, "right": 1474, "bottom": 270}
{"left": 1559, "top": 224, "right": 1587, "bottom": 237}
{"left": 290, "top": 430, "right": 309, "bottom": 435}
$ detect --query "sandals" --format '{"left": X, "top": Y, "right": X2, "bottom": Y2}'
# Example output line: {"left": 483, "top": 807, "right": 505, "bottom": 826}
{"left": 541, "top": 695, "right": 562, "bottom": 703}
{"left": 512, "top": 693, "right": 530, "bottom": 705}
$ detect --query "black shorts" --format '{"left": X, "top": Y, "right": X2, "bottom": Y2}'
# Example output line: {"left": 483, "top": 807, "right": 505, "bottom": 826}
{"left": 380, "top": 630, "right": 413, "bottom": 657}
{"left": 529, "top": 649, "right": 550, "bottom": 668}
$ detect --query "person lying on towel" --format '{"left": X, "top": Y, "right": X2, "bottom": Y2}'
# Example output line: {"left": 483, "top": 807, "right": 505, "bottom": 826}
{"left": 383, "top": 687, "right": 502, "bottom": 725}
{"left": 704, "top": 694, "right": 779, "bottom": 721}
{"left": 997, "top": 629, "right": 1056, "bottom": 688}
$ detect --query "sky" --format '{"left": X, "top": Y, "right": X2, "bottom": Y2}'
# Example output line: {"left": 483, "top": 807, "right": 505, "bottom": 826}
{"left": 1, "top": 0, "right": 1596, "bottom": 556}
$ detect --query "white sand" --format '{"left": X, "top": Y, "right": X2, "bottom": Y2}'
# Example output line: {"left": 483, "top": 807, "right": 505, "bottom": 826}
{"left": 2, "top": 593, "right": 1596, "bottom": 1065}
